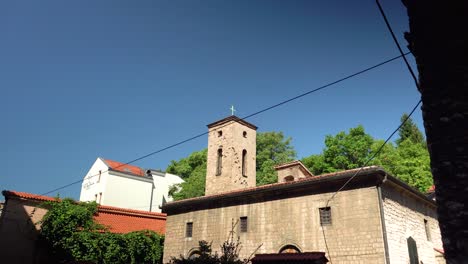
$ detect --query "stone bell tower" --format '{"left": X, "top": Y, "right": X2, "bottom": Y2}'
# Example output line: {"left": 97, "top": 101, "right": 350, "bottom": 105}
{"left": 205, "top": 116, "right": 257, "bottom": 196}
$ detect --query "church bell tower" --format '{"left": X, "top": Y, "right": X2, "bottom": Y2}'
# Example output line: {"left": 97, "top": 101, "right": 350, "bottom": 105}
{"left": 205, "top": 116, "right": 257, "bottom": 196}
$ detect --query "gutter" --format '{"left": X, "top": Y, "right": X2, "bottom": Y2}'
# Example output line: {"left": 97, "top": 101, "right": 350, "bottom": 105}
{"left": 377, "top": 174, "right": 391, "bottom": 264}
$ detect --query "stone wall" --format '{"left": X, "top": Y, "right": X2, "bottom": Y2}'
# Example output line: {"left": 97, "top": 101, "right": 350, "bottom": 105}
{"left": 0, "top": 199, "right": 48, "bottom": 264}
{"left": 382, "top": 183, "right": 444, "bottom": 264}
{"left": 205, "top": 121, "right": 256, "bottom": 196}
{"left": 163, "top": 187, "right": 386, "bottom": 264}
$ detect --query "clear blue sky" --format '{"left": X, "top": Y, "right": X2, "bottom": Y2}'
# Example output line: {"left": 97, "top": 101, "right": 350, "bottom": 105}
{"left": 1, "top": 0, "right": 423, "bottom": 199}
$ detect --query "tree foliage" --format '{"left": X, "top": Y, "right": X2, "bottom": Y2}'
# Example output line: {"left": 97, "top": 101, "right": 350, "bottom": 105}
{"left": 167, "top": 132, "right": 296, "bottom": 200}
{"left": 39, "top": 199, "right": 164, "bottom": 264}
{"left": 301, "top": 115, "right": 432, "bottom": 192}
{"left": 396, "top": 113, "right": 425, "bottom": 146}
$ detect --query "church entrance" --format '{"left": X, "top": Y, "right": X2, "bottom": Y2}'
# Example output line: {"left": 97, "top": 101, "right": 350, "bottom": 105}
{"left": 251, "top": 252, "right": 328, "bottom": 264}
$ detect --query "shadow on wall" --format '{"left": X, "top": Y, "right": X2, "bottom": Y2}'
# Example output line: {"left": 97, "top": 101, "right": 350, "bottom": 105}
{"left": 0, "top": 197, "right": 52, "bottom": 264}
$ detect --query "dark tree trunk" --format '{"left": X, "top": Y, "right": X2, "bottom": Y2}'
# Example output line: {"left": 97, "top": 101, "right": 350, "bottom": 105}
{"left": 401, "top": 1, "right": 468, "bottom": 263}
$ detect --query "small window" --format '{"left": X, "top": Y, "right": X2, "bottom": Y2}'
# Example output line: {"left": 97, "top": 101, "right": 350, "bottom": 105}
{"left": 242, "top": 150, "right": 247, "bottom": 177}
{"left": 240, "top": 217, "right": 248, "bottom": 232}
{"left": 243, "top": 131, "right": 247, "bottom": 138}
{"left": 319, "top": 207, "right": 331, "bottom": 226}
{"left": 97, "top": 170, "right": 102, "bottom": 183}
{"left": 218, "top": 130, "right": 222, "bottom": 137}
{"left": 98, "top": 192, "right": 102, "bottom": 204}
{"left": 424, "top": 219, "right": 432, "bottom": 241}
{"left": 284, "top": 175, "right": 295, "bottom": 182}
{"left": 186, "top": 222, "right": 193, "bottom": 237}
{"left": 216, "top": 148, "right": 223, "bottom": 176}
{"left": 94, "top": 194, "right": 98, "bottom": 202}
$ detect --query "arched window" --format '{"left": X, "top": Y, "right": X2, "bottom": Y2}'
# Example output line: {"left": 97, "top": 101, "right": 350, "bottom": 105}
{"left": 242, "top": 149, "right": 247, "bottom": 177}
{"left": 279, "top": 245, "right": 301, "bottom": 254}
{"left": 188, "top": 250, "right": 200, "bottom": 259}
{"left": 407, "top": 237, "right": 419, "bottom": 264}
{"left": 284, "top": 175, "right": 295, "bottom": 182}
{"left": 216, "top": 148, "right": 222, "bottom": 176}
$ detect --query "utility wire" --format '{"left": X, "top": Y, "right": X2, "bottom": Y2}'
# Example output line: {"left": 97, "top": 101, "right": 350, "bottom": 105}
{"left": 30, "top": 52, "right": 408, "bottom": 200}
{"left": 321, "top": 2, "right": 423, "bottom": 263}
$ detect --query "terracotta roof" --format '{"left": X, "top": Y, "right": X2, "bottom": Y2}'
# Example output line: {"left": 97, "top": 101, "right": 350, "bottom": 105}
{"left": 2, "top": 190, "right": 166, "bottom": 234}
{"left": 102, "top": 158, "right": 146, "bottom": 177}
{"left": 2, "top": 190, "right": 58, "bottom": 202}
{"left": 207, "top": 115, "right": 258, "bottom": 130}
{"left": 95, "top": 206, "right": 166, "bottom": 234}
{"left": 427, "top": 185, "right": 435, "bottom": 193}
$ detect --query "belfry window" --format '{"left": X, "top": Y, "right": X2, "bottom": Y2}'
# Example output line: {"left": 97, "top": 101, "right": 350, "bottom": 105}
{"left": 216, "top": 148, "right": 222, "bottom": 176}
{"left": 242, "top": 150, "right": 247, "bottom": 177}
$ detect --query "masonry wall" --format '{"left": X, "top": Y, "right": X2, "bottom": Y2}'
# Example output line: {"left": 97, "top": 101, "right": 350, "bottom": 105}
{"left": 205, "top": 121, "right": 256, "bottom": 196}
{"left": 382, "top": 183, "right": 444, "bottom": 264}
{"left": 163, "top": 187, "right": 386, "bottom": 264}
{"left": 0, "top": 199, "right": 48, "bottom": 264}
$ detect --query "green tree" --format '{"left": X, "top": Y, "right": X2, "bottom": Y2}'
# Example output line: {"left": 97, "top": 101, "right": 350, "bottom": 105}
{"left": 39, "top": 199, "right": 164, "bottom": 264}
{"left": 302, "top": 126, "right": 377, "bottom": 174}
{"left": 396, "top": 113, "right": 425, "bottom": 146}
{"left": 302, "top": 123, "right": 432, "bottom": 193}
{"left": 168, "top": 132, "right": 296, "bottom": 200}
{"left": 256, "top": 132, "right": 296, "bottom": 185}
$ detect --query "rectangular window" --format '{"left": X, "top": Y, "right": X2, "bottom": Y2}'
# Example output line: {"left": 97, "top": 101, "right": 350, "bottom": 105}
{"left": 94, "top": 194, "right": 98, "bottom": 202}
{"left": 186, "top": 222, "right": 193, "bottom": 237}
{"left": 98, "top": 192, "right": 102, "bottom": 204}
{"left": 97, "top": 170, "right": 102, "bottom": 183}
{"left": 424, "top": 219, "right": 432, "bottom": 241}
{"left": 240, "top": 217, "right": 248, "bottom": 232}
{"left": 319, "top": 207, "right": 332, "bottom": 226}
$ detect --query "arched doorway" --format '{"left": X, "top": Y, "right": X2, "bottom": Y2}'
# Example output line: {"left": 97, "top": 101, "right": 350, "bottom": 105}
{"left": 279, "top": 244, "right": 301, "bottom": 254}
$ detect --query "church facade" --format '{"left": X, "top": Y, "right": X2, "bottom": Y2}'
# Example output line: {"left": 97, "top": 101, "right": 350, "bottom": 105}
{"left": 162, "top": 116, "right": 445, "bottom": 264}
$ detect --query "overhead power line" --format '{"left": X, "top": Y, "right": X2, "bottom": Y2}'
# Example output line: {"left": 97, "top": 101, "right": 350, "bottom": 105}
{"left": 321, "top": 2, "right": 423, "bottom": 263}
{"left": 36, "top": 51, "right": 409, "bottom": 198}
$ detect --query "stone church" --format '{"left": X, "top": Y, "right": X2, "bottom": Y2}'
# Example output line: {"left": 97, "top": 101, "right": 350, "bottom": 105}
{"left": 162, "top": 116, "right": 445, "bottom": 264}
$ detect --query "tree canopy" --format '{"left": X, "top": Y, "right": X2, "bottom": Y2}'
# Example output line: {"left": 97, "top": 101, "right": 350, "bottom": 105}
{"left": 167, "top": 132, "right": 296, "bottom": 200}
{"left": 39, "top": 199, "right": 164, "bottom": 264}
{"left": 168, "top": 115, "right": 432, "bottom": 198}
{"left": 301, "top": 115, "right": 432, "bottom": 192}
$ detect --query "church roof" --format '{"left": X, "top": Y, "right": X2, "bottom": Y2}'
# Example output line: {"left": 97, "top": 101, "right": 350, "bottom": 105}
{"left": 207, "top": 115, "right": 258, "bottom": 130}
{"left": 101, "top": 158, "right": 146, "bottom": 177}
{"left": 163, "top": 166, "right": 436, "bottom": 214}
{"left": 2, "top": 190, "right": 166, "bottom": 234}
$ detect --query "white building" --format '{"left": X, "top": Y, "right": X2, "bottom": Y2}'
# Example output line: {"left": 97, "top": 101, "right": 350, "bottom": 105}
{"left": 80, "top": 157, "right": 184, "bottom": 212}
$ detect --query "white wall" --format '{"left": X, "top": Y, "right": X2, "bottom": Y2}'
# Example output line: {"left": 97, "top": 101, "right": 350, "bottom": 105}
{"left": 151, "top": 171, "right": 184, "bottom": 212}
{"left": 103, "top": 172, "right": 153, "bottom": 210}
{"left": 80, "top": 158, "right": 184, "bottom": 213}
{"left": 80, "top": 158, "right": 109, "bottom": 203}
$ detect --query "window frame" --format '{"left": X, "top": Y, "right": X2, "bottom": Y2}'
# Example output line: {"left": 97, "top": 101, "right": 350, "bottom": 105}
{"left": 240, "top": 216, "right": 248, "bottom": 233}
{"left": 186, "top": 222, "right": 193, "bottom": 238}
{"left": 319, "top": 207, "right": 332, "bottom": 226}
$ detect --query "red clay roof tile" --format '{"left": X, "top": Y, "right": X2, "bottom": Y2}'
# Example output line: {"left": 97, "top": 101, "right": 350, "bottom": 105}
{"left": 103, "top": 159, "right": 145, "bottom": 177}
{"left": 3, "top": 190, "right": 166, "bottom": 234}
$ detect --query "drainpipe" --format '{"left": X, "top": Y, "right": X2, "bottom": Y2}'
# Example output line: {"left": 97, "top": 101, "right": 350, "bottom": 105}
{"left": 377, "top": 174, "right": 391, "bottom": 264}
{"left": 149, "top": 182, "right": 155, "bottom": 212}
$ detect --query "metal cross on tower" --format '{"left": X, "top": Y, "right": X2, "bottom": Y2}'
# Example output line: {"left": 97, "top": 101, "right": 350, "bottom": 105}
{"left": 230, "top": 105, "right": 236, "bottom": 116}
